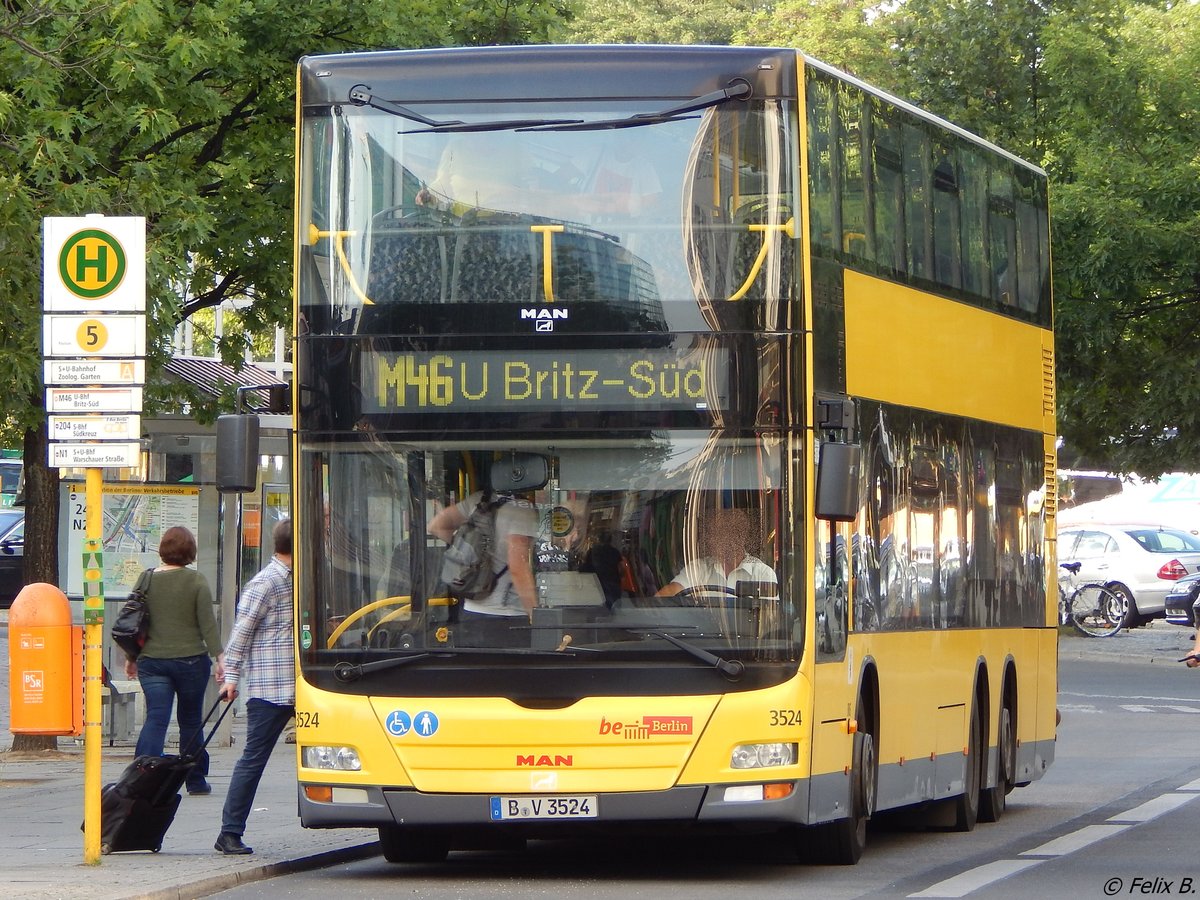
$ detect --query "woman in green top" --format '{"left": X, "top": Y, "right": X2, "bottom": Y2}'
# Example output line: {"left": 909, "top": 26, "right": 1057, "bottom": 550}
{"left": 124, "top": 526, "right": 225, "bottom": 795}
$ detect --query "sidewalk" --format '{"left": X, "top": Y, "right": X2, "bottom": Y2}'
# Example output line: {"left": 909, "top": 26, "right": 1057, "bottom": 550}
{"left": 1057, "top": 616, "right": 1194, "bottom": 664}
{"left": 2, "top": 614, "right": 1193, "bottom": 899}
{"left": 1, "top": 614, "right": 378, "bottom": 900}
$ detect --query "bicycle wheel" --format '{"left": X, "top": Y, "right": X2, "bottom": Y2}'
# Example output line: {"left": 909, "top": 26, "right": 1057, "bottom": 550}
{"left": 1069, "top": 584, "right": 1124, "bottom": 637}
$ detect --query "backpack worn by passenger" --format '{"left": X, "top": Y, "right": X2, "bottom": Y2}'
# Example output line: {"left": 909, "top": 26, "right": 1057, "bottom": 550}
{"left": 439, "top": 493, "right": 510, "bottom": 600}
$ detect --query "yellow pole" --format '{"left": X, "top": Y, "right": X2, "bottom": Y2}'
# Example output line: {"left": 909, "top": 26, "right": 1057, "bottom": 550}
{"left": 82, "top": 466, "right": 104, "bottom": 863}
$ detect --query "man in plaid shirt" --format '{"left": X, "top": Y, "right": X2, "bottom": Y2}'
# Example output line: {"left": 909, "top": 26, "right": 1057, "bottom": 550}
{"left": 214, "top": 519, "right": 295, "bottom": 856}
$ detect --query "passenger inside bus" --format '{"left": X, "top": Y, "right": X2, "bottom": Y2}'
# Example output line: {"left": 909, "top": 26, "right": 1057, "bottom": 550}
{"left": 427, "top": 455, "right": 549, "bottom": 647}
{"left": 428, "top": 491, "right": 536, "bottom": 647}
{"left": 579, "top": 529, "right": 623, "bottom": 608}
{"left": 655, "top": 507, "right": 777, "bottom": 598}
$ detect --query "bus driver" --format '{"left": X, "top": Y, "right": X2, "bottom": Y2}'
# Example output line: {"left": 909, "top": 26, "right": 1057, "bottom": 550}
{"left": 656, "top": 507, "right": 776, "bottom": 598}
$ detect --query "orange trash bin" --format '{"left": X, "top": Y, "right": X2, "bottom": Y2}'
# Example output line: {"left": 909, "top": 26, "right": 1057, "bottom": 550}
{"left": 7, "top": 582, "right": 83, "bottom": 735}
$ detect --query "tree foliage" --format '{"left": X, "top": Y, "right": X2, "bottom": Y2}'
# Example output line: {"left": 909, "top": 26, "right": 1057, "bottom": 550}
{"left": 1, "top": 0, "right": 568, "bottom": 428}
{"left": 560, "top": 0, "right": 757, "bottom": 45}
{"left": 882, "top": 0, "right": 1050, "bottom": 160}
{"left": 1041, "top": 1, "right": 1200, "bottom": 475}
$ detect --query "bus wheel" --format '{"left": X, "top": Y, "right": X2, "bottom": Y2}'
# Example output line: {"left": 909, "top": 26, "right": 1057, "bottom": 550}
{"left": 798, "top": 724, "right": 876, "bottom": 865}
{"left": 953, "top": 702, "right": 981, "bottom": 832}
{"left": 979, "top": 703, "right": 1014, "bottom": 823}
{"left": 379, "top": 826, "right": 449, "bottom": 863}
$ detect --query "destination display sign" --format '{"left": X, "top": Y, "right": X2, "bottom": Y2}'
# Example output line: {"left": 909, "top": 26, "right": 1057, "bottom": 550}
{"left": 362, "top": 348, "right": 729, "bottom": 413}
{"left": 49, "top": 441, "right": 142, "bottom": 469}
{"left": 46, "top": 387, "right": 144, "bottom": 414}
{"left": 49, "top": 415, "right": 141, "bottom": 441}
{"left": 44, "top": 359, "right": 146, "bottom": 386}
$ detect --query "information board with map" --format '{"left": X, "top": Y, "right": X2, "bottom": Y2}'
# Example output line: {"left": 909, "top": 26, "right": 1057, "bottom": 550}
{"left": 65, "top": 483, "right": 201, "bottom": 596}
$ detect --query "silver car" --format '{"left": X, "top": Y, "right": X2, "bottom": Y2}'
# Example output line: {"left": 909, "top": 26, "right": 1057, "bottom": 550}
{"left": 1059, "top": 524, "right": 1200, "bottom": 627}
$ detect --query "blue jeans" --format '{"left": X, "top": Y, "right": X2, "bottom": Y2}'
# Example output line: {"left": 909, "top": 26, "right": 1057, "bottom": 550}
{"left": 135, "top": 654, "right": 212, "bottom": 791}
{"left": 220, "top": 698, "right": 295, "bottom": 837}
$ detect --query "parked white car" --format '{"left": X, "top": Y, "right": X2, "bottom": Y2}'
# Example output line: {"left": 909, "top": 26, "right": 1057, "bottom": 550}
{"left": 1059, "top": 524, "right": 1200, "bottom": 627}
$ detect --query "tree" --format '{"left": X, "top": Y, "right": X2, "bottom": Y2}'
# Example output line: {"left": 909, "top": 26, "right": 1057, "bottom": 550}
{"left": 881, "top": 0, "right": 1050, "bottom": 160}
{"left": 560, "top": 0, "right": 757, "bottom": 45}
{"left": 1, "top": 0, "right": 570, "bottom": 751}
{"left": 1040, "top": 0, "right": 1200, "bottom": 476}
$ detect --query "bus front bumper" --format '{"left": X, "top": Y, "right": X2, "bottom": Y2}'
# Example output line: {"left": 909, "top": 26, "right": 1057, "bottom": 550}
{"left": 298, "top": 780, "right": 815, "bottom": 831}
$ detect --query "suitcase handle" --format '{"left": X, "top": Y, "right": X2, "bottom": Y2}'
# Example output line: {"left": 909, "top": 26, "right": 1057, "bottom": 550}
{"left": 179, "top": 698, "right": 236, "bottom": 759}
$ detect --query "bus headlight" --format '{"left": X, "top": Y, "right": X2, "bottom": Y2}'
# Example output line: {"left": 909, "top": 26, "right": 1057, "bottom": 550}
{"left": 303, "top": 745, "right": 363, "bottom": 771}
{"left": 730, "top": 742, "right": 797, "bottom": 769}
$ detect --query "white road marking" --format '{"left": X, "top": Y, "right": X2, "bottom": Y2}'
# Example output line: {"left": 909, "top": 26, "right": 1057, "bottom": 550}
{"left": 1060, "top": 696, "right": 1200, "bottom": 710}
{"left": 908, "top": 860, "right": 1044, "bottom": 898}
{"left": 1020, "top": 823, "right": 1130, "bottom": 856}
{"left": 1108, "top": 792, "right": 1196, "bottom": 822}
{"left": 910, "top": 787, "right": 1200, "bottom": 896}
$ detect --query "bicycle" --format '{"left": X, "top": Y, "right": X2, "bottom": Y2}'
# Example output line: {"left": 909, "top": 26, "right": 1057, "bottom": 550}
{"left": 1058, "top": 561, "right": 1124, "bottom": 637}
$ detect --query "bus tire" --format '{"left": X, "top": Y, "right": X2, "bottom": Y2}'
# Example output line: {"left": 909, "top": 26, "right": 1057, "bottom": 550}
{"left": 798, "top": 705, "right": 877, "bottom": 865}
{"left": 979, "top": 701, "right": 1014, "bottom": 823}
{"left": 953, "top": 701, "right": 981, "bottom": 832}
{"left": 379, "top": 826, "right": 449, "bottom": 863}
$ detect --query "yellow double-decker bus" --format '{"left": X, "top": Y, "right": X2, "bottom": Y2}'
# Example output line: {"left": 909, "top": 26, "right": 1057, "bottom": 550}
{"left": 285, "top": 45, "right": 1055, "bottom": 865}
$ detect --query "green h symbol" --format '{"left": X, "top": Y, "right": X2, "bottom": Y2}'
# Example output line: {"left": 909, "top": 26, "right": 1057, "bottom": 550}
{"left": 59, "top": 228, "right": 126, "bottom": 298}
{"left": 74, "top": 242, "right": 109, "bottom": 284}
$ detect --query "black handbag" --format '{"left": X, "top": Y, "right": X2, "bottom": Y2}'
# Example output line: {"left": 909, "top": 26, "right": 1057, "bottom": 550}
{"left": 112, "top": 568, "right": 154, "bottom": 660}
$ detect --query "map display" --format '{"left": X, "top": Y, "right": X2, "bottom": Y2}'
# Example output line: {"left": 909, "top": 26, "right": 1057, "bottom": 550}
{"left": 65, "top": 483, "right": 201, "bottom": 597}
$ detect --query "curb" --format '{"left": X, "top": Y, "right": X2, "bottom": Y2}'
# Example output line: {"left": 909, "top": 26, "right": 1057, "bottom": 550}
{"left": 134, "top": 842, "right": 380, "bottom": 900}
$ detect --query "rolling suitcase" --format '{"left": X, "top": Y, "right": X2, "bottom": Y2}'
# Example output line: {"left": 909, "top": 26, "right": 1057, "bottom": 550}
{"left": 93, "top": 698, "right": 233, "bottom": 854}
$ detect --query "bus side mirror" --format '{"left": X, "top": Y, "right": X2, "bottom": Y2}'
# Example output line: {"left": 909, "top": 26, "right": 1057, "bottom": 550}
{"left": 815, "top": 442, "right": 861, "bottom": 522}
{"left": 216, "top": 414, "right": 260, "bottom": 494}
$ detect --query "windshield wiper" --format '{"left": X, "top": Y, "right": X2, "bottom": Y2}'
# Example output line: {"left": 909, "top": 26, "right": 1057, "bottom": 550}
{"left": 521, "top": 79, "right": 752, "bottom": 133}
{"left": 348, "top": 85, "right": 464, "bottom": 128}
{"left": 348, "top": 86, "right": 582, "bottom": 132}
{"left": 331, "top": 645, "right": 584, "bottom": 683}
{"left": 333, "top": 652, "right": 449, "bottom": 683}
{"left": 630, "top": 628, "right": 745, "bottom": 680}
{"left": 402, "top": 118, "right": 585, "bottom": 134}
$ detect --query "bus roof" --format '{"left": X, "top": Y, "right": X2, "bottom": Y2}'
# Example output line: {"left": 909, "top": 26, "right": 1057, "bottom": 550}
{"left": 299, "top": 44, "right": 1044, "bottom": 177}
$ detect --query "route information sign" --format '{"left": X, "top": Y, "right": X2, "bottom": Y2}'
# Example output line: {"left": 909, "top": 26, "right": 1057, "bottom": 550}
{"left": 42, "top": 216, "right": 146, "bottom": 474}
{"left": 64, "top": 483, "right": 201, "bottom": 596}
{"left": 43, "top": 314, "right": 147, "bottom": 357}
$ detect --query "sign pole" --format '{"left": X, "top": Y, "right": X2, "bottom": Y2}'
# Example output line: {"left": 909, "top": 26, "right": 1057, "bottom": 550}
{"left": 42, "top": 214, "right": 146, "bottom": 865}
{"left": 82, "top": 466, "right": 104, "bottom": 864}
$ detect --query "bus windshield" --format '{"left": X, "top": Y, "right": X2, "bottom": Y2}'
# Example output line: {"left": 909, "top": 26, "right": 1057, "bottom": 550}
{"left": 299, "top": 97, "right": 796, "bottom": 335}
{"left": 299, "top": 434, "right": 793, "bottom": 692}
